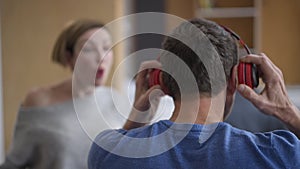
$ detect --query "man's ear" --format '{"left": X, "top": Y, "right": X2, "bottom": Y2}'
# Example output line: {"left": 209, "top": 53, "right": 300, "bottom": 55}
{"left": 223, "top": 65, "right": 238, "bottom": 120}
{"left": 228, "top": 65, "right": 238, "bottom": 95}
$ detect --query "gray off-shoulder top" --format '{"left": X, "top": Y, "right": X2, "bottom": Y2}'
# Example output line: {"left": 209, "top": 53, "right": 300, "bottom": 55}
{"left": 0, "top": 87, "right": 128, "bottom": 169}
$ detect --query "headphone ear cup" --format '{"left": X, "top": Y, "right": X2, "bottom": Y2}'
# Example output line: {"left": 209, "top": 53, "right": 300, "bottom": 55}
{"left": 149, "top": 69, "right": 161, "bottom": 87}
{"left": 149, "top": 69, "right": 170, "bottom": 95}
{"left": 245, "top": 63, "right": 253, "bottom": 88}
{"left": 237, "top": 63, "right": 245, "bottom": 86}
{"left": 238, "top": 62, "right": 259, "bottom": 89}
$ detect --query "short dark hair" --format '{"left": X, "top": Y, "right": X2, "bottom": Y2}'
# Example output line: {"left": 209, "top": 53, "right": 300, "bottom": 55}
{"left": 52, "top": 19, "right": 104, "bottom": 67}
{"left": 160, "top": 18, "right": 238, "bottom": 100}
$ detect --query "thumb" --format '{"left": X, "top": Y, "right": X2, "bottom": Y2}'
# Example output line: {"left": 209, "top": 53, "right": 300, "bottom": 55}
{"left": 135, "top": 85, "right": 162, "bottom": 111}
{"left": 147, "top": 85, "right": 164, "bottom": 102}
{"left": 237, "top": 84, "right": 261, "bottom": 106}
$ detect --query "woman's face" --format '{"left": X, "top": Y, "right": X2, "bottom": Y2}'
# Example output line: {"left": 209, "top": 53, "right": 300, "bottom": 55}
{"left": 71, "top": 28, "right": 113, "bottom": 87}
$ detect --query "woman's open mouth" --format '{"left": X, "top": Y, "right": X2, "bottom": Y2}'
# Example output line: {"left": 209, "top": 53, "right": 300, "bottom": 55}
{"left": 96, "top": 69, "right": 104, "bottom": 79}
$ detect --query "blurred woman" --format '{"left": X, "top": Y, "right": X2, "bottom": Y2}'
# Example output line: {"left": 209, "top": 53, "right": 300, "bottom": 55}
{"left": 0, "top": 19, "right": 125, "bottom": 169}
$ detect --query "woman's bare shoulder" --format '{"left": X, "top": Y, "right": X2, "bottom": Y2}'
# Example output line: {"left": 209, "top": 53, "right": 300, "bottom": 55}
{"left": 22, "top": 79, "right": 72, "bottom": 108}
{"left": 22, "top": 86, "right": 52, "bottom": 107}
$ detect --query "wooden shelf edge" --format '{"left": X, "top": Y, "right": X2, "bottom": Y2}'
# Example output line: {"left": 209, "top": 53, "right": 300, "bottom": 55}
{"left": 195, "top": 7, "right": 257, "bottom": 18}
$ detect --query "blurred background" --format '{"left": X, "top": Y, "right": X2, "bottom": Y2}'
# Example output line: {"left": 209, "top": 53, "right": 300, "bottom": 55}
{"left": 0, "top": 0, "right": 299, "bottom": 161}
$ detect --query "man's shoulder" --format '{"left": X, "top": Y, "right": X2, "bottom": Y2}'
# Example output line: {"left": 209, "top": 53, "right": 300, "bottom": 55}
{"left": 265, "top": 130, "right": 300, "bottom": 146}
{"left": 93, "top": 121, "right": 169, "bottom": 149}
{"left": 220, "top": 123, "right": 299, "bottom": 145}
{"left": 96, "top": 122, "right": 299, "bottom": 145}
{"left": 95, "top": 122, "right": 161, "bottom": 141}
{"left": 250, "top": 129, "right": 298, "bottom": 145}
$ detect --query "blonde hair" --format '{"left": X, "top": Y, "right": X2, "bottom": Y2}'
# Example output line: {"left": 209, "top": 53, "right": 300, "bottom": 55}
{"left": 52, "top": 19, "right": 104, "bottom": 67}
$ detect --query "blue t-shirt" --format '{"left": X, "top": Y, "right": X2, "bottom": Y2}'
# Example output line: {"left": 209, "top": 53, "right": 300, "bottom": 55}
{"left": 88, "top": 120, "right": 300, "bottom": 169}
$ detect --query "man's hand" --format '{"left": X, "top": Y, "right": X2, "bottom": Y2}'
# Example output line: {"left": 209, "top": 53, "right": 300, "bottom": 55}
{"left": 237, "top": 53, "right": 300, "bottom": 138}
{"left": 123, "top": 61, "right": 164, "bottom": 130}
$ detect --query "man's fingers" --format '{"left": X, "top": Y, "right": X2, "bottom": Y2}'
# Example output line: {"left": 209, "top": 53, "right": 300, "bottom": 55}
{"left": 145, "top": 85, "right": 163, "bottom": 101}
{"left": 141, "top": 85, "right": 163, "bottom": 109}
{"left": 260, "top": 53, "right": 283, "bottom": 77}
{"left": 237, "top": 84, "right": 261, "bottom": 107}
{"left": 134, "top": 85, "right": 162, "bottom": 112}
{"left": 136, "top": 60, "right": 163, "bottom": 84}
{"left": 239, "top": 54, "right": 262, "bottom": 65}
{"left": 239, "top": 54, "right": 277, "bottom": 81}
{"left": 138, "top": 60, "right": 162, "bottom": 72}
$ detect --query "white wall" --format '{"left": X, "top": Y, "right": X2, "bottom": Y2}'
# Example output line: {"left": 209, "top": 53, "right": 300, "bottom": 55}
{"left": 0, "top": 5, "right": 5, "bottom": 161}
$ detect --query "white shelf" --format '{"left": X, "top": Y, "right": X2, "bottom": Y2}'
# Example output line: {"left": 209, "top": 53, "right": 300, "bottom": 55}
{"left": 196, "top": 7, "right": 257, "bottom": 18}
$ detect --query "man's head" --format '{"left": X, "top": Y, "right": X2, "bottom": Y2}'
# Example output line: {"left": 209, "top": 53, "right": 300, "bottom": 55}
{"left": 160, "top": 18, "right": 238, "bottom": 101}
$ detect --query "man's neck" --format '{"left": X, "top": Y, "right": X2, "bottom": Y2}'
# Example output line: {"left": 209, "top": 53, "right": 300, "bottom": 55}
{"left": 169, "top": 93, "right": 226, "bottom": 125}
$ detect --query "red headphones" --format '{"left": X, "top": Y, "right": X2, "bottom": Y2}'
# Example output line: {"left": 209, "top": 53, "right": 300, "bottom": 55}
{"left": 221, "top": 26, "right": 259, "bottom": 89}
{"left": 149, "top": 25, "right": 259, "bottom": 94}
{"left": 148, "top": 66, "right": 170, "bottom": 94}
